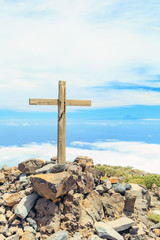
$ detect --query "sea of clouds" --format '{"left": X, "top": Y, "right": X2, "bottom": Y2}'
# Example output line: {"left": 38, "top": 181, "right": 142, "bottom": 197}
{"left": 0, "top": 140, "right": 159, "bottom": 174}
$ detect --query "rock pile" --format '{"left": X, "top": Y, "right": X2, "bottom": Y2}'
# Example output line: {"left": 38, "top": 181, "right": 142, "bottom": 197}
{"left": 0, "top": 157, "right": 160, "bottom": 239}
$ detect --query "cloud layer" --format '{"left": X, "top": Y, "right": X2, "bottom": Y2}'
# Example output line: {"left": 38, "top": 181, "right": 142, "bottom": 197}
{"left": 0, "top": 140, "right": 159, "bottom": 174}
{"left": 0, "top": 0, "right": 160, "bottom": 110}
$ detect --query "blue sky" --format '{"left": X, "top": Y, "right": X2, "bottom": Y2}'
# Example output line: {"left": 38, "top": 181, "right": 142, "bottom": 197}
{"left": 0, "top": 0, "right": 160, "bottom": 110}
{"left": 0, "top": 0, "right": 160, "bottom": 173}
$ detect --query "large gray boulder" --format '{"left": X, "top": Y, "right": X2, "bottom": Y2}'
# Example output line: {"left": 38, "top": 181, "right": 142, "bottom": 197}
{"left": 125, "top": 183, "right": 132, "bottom": 190}
{"left": 95, "top": 222, "right": 124, "bottom": 240}
{"left": 113, "top": 184, "right": 126, "bottom": 195}
{"left": 35, "top": 164, "right": 65, "bottom": 174}
{"left": 15, "top": 193, "right": 38, "bottom": 219}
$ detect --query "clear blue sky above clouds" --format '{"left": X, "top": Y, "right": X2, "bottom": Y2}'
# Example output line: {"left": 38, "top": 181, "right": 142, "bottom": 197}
{"left": 0, "top": 0, "right": 160, "bottom": 173}
{"left": 0, "top": 0, "right": 160, "bottom": 111}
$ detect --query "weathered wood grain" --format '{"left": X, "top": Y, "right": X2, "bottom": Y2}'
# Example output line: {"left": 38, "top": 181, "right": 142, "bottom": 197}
{"left": 57, "top": 81, "right": 66, "bottom": 164}
{"left": 29, "top": 99, "right": 91, "bottom": 106}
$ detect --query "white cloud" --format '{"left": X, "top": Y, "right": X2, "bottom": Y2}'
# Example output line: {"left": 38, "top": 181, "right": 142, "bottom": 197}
{"left": 0, "top": 0, "right": 160, "bottom": 110}
{"left": 0, "top": 140, "right": 159, "bottom": 174}
{"left": 0, "top": 118, "right": 57, "bottom": 126}
{"left": 71, "top": 140, "right": 160, "bottom": 174}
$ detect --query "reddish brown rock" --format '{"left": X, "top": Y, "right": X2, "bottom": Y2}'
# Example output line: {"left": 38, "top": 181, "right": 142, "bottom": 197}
{"left": 36, "top": 215, "right": 60, "bottom": 234}
{"left": 0, "top": 184, "right": 9, "bottom": 193}
{"left": 0, "top": 234, "right": 5, "bottom": 240}
{"left": 8, "top": 214, "right": 16, "bottom": 224}
{"left": 16, "top": 228, "right": 24, "bottom": 237}
{"left": 21, "top": 231, "right": 36, "bottom": 240}
{"left": 78, "top": 172, "right": 95, "bottom": 194}
{"left": 30, "top": 172, "right": 76, "bottom": 200}
{"left": 0, "top": 226, "right": 5, "bottom": 235}
{"left": 102, "top": 193, "right": 124, "bottom": 219}
{"left": 6, "top": 210, "right": 12, "bottom": 219}
{"left": 18, "top": 159, "right": 45, "bottom": 174}
{"left": 0, "top": 156, "right": 158, "bottom": 239}
{"left": 80, "top": 209, "right": 94, "bottom": 229}
{"left": 0, "top": 214, "right": 7, "bottom": 224}
{"left": 91, "top": 168, "right": 104, "bottom": 185}
{"left": 61, "top": 193, "right": 83, "bottom": 231}
{"left": 10, "top": 167, "right": 20, "bottom": 178}
{"left": 67, "top": 164, "right": 82, "bottom": 175}
{"left": 82, "top": 190, "right": 104, "bottom": 223}
{"left": 124, "top": 190, "right": 137, "bottom": 212}
{"left": 35, "top": 198, "right": 59, "bottom": 217}
{"left": 153, "top": 228, "right": 160, "bottom": 237}
{"left": 25, "top": 187, "right": 33, "bottom": 195}
{"left": 35, "top": 198, "right": 60, "bottom": 234}
{"left": 0, "top": 173, "right": 5, "bottom": 184}
{"left": 130, "top": 183, "right": 150, "bottom": 211}
{"left": 74, "top": 156, "right": 94, "bottom": 171}
{"left": 6, "top": 226, "right": 18, "bottom": 237}
{"left": 0, "top": 207, "right": 5, "bottom": 215}
{"left": 3, "top": 193, "right": 20, "bottom": 207}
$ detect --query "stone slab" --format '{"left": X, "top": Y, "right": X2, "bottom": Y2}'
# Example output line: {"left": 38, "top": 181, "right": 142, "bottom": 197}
{"left": 107, "top": 217, "right": 135, "bottom": 232}
{"left": 35, "top": 164, "right": 65, "bottom": 174}
{"left": 95, "top": 222, "right": 124, "bottom": 240}
{"left": 15, "top": 193, "right": 38, "bottom": 219}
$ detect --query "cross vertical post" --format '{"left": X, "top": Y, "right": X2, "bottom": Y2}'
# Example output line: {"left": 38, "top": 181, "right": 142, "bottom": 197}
{"left": 58, "top": 81, "right": 66, "bottom": 164}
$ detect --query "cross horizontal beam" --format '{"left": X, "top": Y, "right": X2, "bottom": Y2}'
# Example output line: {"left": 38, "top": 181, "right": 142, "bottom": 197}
{"left": 29, "top": 98, "right": 91, "bottom": 106}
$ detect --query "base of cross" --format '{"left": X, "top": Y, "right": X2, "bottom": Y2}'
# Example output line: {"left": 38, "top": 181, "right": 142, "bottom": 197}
{"left": 29, "top": 80, "right": 91, "bottom": 164}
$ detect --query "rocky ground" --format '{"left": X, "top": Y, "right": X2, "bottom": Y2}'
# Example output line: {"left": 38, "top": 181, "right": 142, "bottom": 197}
{"left": 0, "top": 156, "right": 160, "bottom": 240}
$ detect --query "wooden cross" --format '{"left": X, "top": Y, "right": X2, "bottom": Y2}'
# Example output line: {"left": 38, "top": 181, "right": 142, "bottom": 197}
{"left": 29, "top": 80, "right": 91, "bottom": 164}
